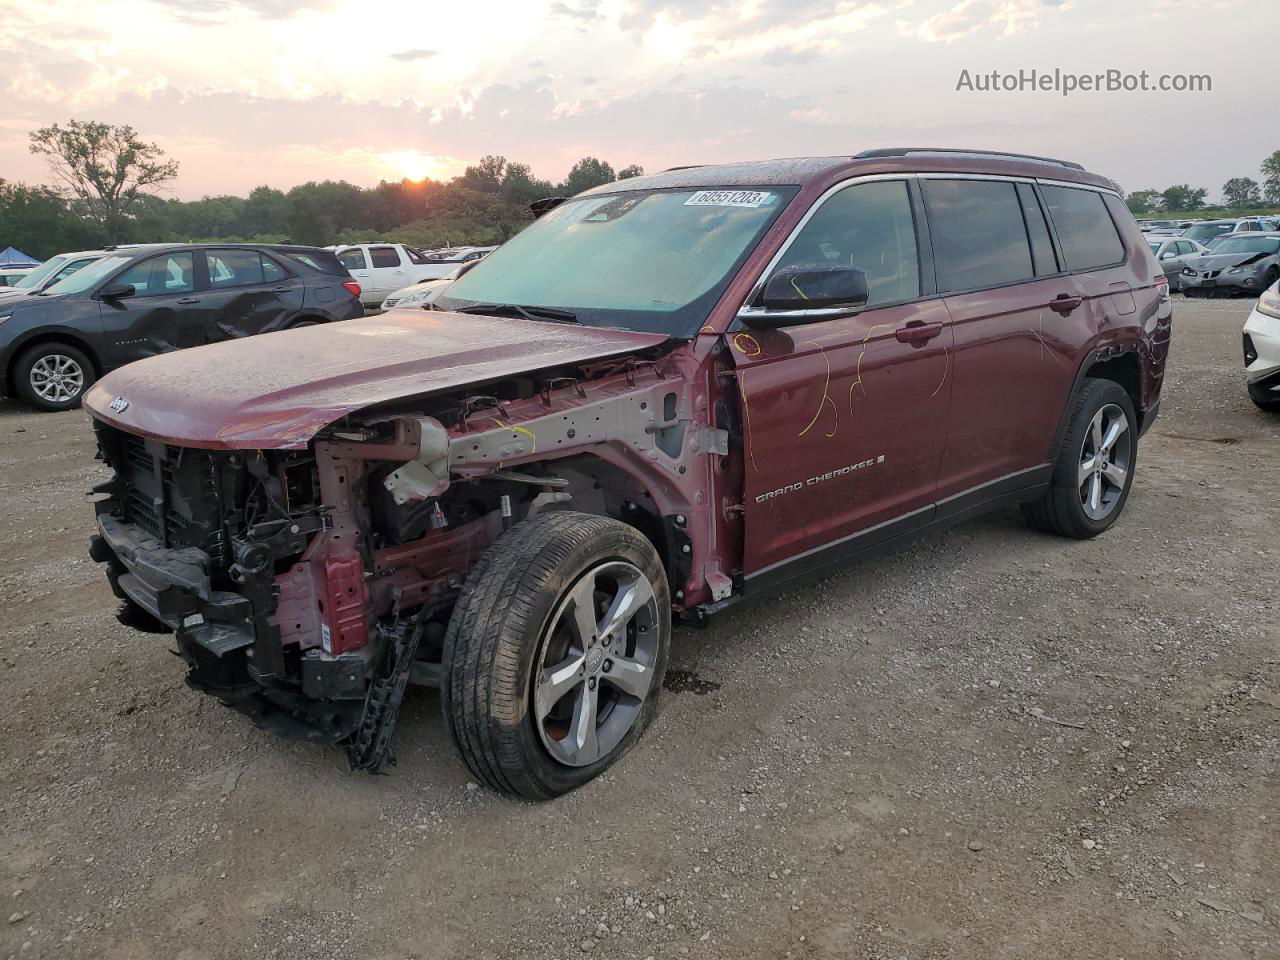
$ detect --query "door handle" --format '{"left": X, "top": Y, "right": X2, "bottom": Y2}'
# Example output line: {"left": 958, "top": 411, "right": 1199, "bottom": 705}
{"left": 1049, "top": 294, "right": 1083, "bottom": 315}
{"left": 176, "top": 297, "right": 200, "bottom": 304}
{"left": 271, "top": 286, "right": 290, "bottom": 292}
{"left": 895, "top": 320, "right": 943, "bottom": 344}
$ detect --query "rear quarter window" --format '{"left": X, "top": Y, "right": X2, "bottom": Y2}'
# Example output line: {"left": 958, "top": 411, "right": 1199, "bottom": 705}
{"left": 1040, "top": 185, "right": 1125, "bottom": 270}
{"left": 284, "top": 250, "right": 347, "bottom": 275}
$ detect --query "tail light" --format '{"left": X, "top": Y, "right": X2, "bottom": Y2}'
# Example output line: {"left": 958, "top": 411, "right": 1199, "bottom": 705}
{"left": 1154, "top": 275, "right": 1170, "bottom": 302}
{"left": 342, "top": 280, "right": 361, "bottom": 298}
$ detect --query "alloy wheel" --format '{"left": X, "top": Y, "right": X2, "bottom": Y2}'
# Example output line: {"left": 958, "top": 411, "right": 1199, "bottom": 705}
{"left": 533, "top": 561, "right": 660, "bottom": 768}
{"left": 29, "top": 354, "right": 85, "bottom": 404}
{"left": 1078, "top": 402, "right": 1131, "bottom": 520}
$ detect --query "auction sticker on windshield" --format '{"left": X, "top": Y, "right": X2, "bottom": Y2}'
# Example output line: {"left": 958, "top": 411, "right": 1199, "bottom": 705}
{"left": 684, "top": 190, "right": 775, "bottom": 208}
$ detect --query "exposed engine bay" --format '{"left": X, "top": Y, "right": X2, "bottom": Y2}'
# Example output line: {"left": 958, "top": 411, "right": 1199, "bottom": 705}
{"left": 88, "top": 353, "right": 736, "bottom": 768}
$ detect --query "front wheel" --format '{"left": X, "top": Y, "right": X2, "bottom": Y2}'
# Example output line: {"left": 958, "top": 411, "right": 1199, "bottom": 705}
{"left": 14, "top": 343, "right": 95, "bottom": 412}
{"left": 1022, "top": 378, "right": 1137, "bottom": 539}
{"left": 441, "top": 512, "right": 671, "bottom": 800}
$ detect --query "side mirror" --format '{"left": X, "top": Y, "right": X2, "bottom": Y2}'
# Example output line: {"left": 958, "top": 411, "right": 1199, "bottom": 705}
{"left": 763, "top": 265, "right": 868, "bottom": 311}
{"left": 1160, "top": 250, "right": 1176, "bottom": 260}
{"left": 99, "top": 282, "right": 135, "bottom": 300}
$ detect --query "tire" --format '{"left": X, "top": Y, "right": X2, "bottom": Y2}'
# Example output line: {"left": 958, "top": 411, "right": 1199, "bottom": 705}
{"left": 1249, "top": 382, "right": 1280, "bottom": 412}
{"left": 441, "top": 511, "right": 671, "bottom": 800}
{"left": 288, "top": 318, "right": 321, "bottom": 329}
{"left": 1021, "top": 378, "right": 1138, "bottom": 539}
{"left": 1263, "top": 267, "right": 1280, "bottom": 291}
{"left": 14, "top": 343, "right": 95, "bottom": 412}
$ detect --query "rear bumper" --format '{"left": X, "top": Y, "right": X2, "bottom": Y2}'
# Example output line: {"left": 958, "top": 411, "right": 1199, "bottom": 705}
{"left": 90, "top": 514, "right": 371, "bottom": 742}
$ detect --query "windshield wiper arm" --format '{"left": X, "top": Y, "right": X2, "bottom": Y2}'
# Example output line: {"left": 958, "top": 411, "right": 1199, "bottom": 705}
{"left": 450, "top": 302, "right": 580, "bottom": 324}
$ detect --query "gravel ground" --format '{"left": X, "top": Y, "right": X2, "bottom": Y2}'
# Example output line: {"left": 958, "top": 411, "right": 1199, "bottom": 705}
{"left": 1, "top": 295, "right": 1277, "bottom": 960}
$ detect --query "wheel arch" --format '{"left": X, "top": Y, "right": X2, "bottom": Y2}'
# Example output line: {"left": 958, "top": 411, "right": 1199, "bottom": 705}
{"left": 8, "top": 331, "right": 103, "bottom": 388}
{"left": 1047, "top": 345, "right": 1143, "bottom": 461}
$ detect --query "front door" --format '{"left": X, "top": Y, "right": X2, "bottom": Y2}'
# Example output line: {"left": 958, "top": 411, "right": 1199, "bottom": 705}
{"left": 731, "top": 178, "right": 952, "bottom": 575}
{"left": 98, "top": 251, "right": 201, "bottom": 369}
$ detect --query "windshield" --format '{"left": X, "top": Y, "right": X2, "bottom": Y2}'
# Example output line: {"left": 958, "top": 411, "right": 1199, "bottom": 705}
{"left": 436, "top": 186, "right": 798, "bottom": 336}
{"left": 1212, "top": 237, "right": 1280, "bottom": 256}
{"left": 42, "top": 255, "right": 132, "bottom": 296}
{"left": 1183, "top": 223, "right": 1233, "bottom": 242}
{"left": 13, "top": 255, "right": 68, "bottom": 289}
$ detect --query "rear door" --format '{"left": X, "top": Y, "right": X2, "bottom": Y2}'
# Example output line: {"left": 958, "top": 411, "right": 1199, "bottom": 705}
{"left": 98, "top": 251, "right": 202, "bottom": 367}
{"left": 924, "top": 177, "right": 1090, "bottom": 502}
{"left": 732, "top": 177, "right": 953, "bottom": 574}
{"left": 366, "top": 244, "right": 407, "bottom": 299}
{"left": 199, "top": 248, "right": 305, "bottom": 340}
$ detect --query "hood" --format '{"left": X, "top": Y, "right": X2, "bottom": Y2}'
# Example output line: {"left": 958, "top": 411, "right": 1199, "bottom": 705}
{"left": 85, "top": 311, "right": 668, "bottom": 450}
{"left": 1189, "top": 251, "right": 1275, "bottom": 271}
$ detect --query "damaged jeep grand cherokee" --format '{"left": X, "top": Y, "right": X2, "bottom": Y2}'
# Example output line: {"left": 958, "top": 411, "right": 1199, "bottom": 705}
{"left": 86, "top": 150, "right": 1171, "bottom": 799}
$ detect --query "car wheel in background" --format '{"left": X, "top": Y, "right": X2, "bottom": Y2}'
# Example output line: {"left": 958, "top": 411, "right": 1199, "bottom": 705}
{"left": 14, "top": 343, "right": 95, "bottom": 412}
{"left": 1022, "top": 378, "right": 1137, "bottom": 539}
{"left": 441, "top": 512, "right": 671, "bottom": 800}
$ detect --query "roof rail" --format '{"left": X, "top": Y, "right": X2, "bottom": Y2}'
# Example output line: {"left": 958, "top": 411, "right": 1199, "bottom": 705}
{"left": 662, "top": 165, "right": 705, "bottom": 172}
{"left": 854, "top": 148, "right": 1085, "bottom": 171}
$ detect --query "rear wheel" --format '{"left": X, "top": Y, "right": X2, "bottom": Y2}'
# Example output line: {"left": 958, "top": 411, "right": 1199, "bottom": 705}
{"left": 15, "top": 343, "right": 95, "bottom": 412}
{"left": 1022, "top": 378, "right": 1137, "bottom": 539}
{"left": 441, "top": 511, "right": 671, "bottom": 800}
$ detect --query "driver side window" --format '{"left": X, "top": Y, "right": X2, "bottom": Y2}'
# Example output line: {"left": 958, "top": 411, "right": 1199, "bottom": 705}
{"left": 772, "top": 180, "right": 920, "bottom": 308}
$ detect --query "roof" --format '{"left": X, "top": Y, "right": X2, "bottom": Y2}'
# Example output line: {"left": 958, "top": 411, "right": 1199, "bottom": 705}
{"left": 579, "top": 149, "right": 1117, "bottom": 197}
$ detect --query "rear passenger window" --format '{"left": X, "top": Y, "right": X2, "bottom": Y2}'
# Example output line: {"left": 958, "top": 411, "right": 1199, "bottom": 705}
{"left": 1039, "top": 185, "right": 1125, "bottom": 270}
{"left": 261, "top": 256, "right": 286, "bottom": 283}
{"left": 207, "top": 249, "right": 266, "bottom": 288}
{"left": 370, "top": 246, "right": 401, "bottom": 268}
{"left": 771, "top": 180, "right": 920, "bottom": 308}
{"left": 1016, "top": 183, "right": 1058, "bottom": 276}
{"left": 338, "top": 248, "right": 368, "bottom": 271}
{"left": 924, "top": 180, "right": 1034, "bottom": 291}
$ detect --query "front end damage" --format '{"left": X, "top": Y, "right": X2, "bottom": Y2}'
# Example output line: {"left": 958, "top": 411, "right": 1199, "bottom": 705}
{"left": 88, "top": 350, "right": 737, "bottom": 767}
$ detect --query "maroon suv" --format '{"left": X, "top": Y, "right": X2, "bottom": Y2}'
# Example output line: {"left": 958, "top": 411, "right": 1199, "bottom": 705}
{"left": 85, "top": 149, "right": 1171, "bottom": 799}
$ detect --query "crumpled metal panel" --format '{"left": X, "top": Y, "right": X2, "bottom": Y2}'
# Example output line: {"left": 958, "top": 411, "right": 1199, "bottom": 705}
{"left": 83, "top": 312, "right": 668, "bottom": 450}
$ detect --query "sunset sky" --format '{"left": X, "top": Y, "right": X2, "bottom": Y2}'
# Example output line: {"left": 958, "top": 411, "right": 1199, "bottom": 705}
{"left": 1, "top": 0, "right": 1270, "bottom": 201}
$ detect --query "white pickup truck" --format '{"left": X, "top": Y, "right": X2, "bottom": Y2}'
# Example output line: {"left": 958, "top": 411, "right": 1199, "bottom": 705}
{"left": 335, "top": 243, "right": 496, "bottom": 308}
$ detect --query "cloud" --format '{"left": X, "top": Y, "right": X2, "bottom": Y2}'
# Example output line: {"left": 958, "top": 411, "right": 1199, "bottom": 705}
{"left": 903, "top": 0, "right": 1070, "bottom": 43}
{"left": 389, "top": 48, "right": 438, "bottom": 61}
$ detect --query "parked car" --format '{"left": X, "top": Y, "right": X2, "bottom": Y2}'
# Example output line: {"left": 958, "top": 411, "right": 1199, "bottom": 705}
{"left": 0, "top": 267, "right": 35, "bottom": 287}
{"left": 380, "top": 259, "right": 488, "bottom": 311}
{"left": 84, "top": 149, "right": 1169, "bottom": 798}
{"left": 332, "top": 243, "right": 484, "bottom": 307}
{"left": 0, "top": 243, "right": 361, "bottom": 411}
{"left": 1243, "top": 278, "right": 1280, "bottom": 410}
{"left": 1147, "top": 235, "right": 1208, "bottom": 290}
{"left": 1179, "top": 233, "right": 1280, "bottom": 297}
{"left": 1183, "top": 217, "right": 1275, "bottom": 245}
{"left": 1139, "top": 219, "right": 1181, "bottom": 234}
{"left": 0, "top": 248, "right": 118, "bottom": 305}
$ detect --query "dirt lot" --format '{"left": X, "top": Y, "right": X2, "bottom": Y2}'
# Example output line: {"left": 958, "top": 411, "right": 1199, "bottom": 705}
{"left": 1, "top": 296, "right": 1277, "bottom": 960}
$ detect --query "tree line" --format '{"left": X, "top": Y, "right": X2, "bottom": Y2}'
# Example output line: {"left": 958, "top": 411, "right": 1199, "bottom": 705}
{"left": 1125, "top": 149, "right": 1280, "bottom": 215}
{"left": 0, "top": 120, "right": 645, "bottom": 259}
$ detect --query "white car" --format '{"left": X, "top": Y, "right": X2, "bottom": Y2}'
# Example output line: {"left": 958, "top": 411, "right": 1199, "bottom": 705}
{"left": 1243, "top": 279, "right": 1280, "bottom": 411}
{"left": 336, "top": 243, "right": 497, "bottom": 307}
{"left": 0, "top": 267, "right": 35, "bottom": 287}
{"left": 381, "top": 273, "right": 457, "bottom": 311}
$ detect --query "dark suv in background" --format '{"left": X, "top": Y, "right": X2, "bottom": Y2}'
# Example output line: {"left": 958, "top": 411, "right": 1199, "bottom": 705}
{"left": 0, "top": 243, "right": 362, "bottom": 411}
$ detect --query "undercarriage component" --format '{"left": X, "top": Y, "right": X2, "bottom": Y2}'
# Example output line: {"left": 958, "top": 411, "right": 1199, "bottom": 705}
{"left": 347, "top": 612, "right": 425, "bottom": 773}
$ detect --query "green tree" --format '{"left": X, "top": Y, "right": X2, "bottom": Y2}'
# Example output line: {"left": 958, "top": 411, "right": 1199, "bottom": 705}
{"left": 499, "top": 162, "right": 555, "bottom": 206}
{"left": 459, "top": 155, "right": 507, "bottom": 193}
{"left": 1262, "top": 149, "right": 1280, "bottom": 206}
{"left": 1125, "top": 189, "right": 1164, "bottom": 215}
{"left": 241, "top": 186, "right": 290, "bottom": 237}
{"left": 561, "top": 157, "right": 616, "bottom": 195}
{"left": 0, "top": 180, "right": 100, "bottom": 257}
{"left": 28, "top": 120, "right": 179, "bottom": 242}
{"left": 1221, "top": 177, "right": 1262, "bottom": 209}
{"left": 616, "top": 164, "right": 645, "bottom": 180}
{"left": 1161, "top": 184, "right": 1207, "bottom": 212}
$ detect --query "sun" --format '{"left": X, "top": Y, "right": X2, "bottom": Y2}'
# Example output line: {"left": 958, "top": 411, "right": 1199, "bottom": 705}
{"left": 380, "top": 149, "right": 439, "bottom": 182}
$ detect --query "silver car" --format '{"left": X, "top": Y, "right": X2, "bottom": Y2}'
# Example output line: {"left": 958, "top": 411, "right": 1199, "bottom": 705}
{"left": 1147, "top": 236, "right": 1208, "bottom": 291}
{"left": 1180, "top": 233, "right": 1280, "bottom": 297}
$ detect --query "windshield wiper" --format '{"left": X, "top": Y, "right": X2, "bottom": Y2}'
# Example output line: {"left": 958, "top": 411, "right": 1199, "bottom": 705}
{"left": 448, "top": 302, "right": 580, "bottom": 324}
